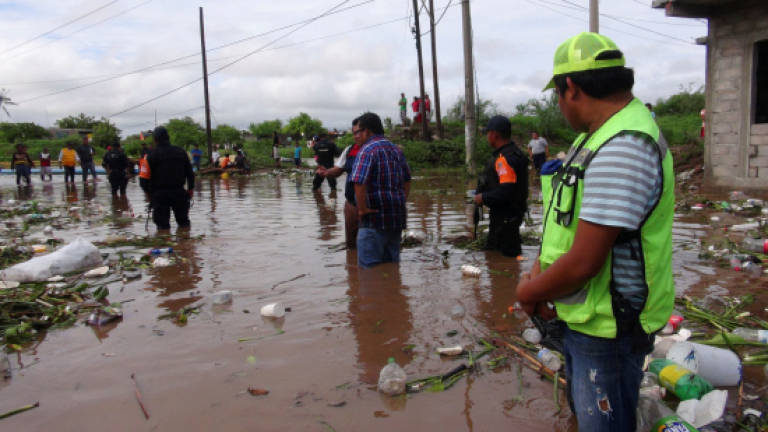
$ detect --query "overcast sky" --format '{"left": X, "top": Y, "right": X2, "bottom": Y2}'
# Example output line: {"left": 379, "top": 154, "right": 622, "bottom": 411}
{"left": 0, "top": 0, "right": 707, "bottom": 136}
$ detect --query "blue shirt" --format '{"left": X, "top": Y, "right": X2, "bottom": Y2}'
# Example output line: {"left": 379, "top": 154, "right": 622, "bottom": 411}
{"left": 190, "top": 148, "right": 203, "bottom": 162}
{"left": 293, "top": 146, "right": 301, "bottom": 158}
{"left": 350, "top": 135, "right": 411, "bottom": 231}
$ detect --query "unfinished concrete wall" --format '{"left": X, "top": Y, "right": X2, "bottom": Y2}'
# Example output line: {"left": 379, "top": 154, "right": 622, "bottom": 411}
{"left": 707, "top": 3, "right": 768, "bottom": 187}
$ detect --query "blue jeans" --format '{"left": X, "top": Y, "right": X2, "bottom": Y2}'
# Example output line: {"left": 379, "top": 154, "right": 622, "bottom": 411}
{"left": 357, "top": 227, "right": 401, "bottom": 268}
{"left": 81, "top": 161, "right": 97, "bottom": 181}
{"left": 563, "top": 325, "right": 645, "bottom": 432}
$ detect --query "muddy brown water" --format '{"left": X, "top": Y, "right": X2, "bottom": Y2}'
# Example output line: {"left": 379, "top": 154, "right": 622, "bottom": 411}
{"left": 0, "top": 171, "right": 767, "bottom": 431}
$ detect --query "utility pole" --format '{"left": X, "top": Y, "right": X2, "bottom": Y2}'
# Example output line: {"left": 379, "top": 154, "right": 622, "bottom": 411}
{"left": 154, "top": 109, "right": 157, "bottom": 127}
{"left": 461, "top": 0, "right": 476, "bottom": 174}
{"left": 411, "top": 0, "right": 428, "bottom": 141}
{"left": 199, "top": 7, "right": 213, "bottom": 166}
{"left": 428, "top": 0, "right": 442, "bottom": 138}
{"left": 589, "top": 0, "right": 599, "bottom": 33}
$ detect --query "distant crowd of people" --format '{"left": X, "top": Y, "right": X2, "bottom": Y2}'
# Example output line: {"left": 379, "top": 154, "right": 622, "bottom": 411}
{"left": 398, "top": 92, "right": 432, "bottom": 126}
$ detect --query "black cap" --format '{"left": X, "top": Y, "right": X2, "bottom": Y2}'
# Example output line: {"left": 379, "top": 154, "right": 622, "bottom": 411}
{"left": 482, "top": 115, "right": 511, "bottom": 135}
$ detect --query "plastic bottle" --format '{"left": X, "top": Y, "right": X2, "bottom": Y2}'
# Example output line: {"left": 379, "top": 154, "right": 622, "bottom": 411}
{"left": 743, "top": 238, "right": 768, "bottom": 254}
{"left": 149, "top": 247, "right": 173, "bottom": 255}
{"left": 742, "top": 261, "right": 763, "bottom": 277}
{"left": 639, "top": 372, "right": 665, "bottom": 400}
{"left": 648, "top": 359, "right": 714, "bottom": 401}
{"left": 661, "top": 315, "right": 684, "bottom": 335}
{"left": 729, "top": 256, "right": 743, "bottom": 271}
{"left": 377, "top": 357, "right": 407, "bottom": 396}
{"left": 536, "top": 348, "right": 561, "bottom": 371}
{"left": 732, "top": 327, "right": 768, "bottom": 343}
{"left": 460, "top": 264, "right": 482, "bottom": 276}
{"left": 636, "top": 396, "right": 699, "bottom": 432}
{"left": 522, "top": 328, "right": 542, "bottom": 344}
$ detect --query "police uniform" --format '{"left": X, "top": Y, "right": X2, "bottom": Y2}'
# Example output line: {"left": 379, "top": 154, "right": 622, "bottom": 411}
{"left": 477, "top": 142, "right": 529, "bottom": 257}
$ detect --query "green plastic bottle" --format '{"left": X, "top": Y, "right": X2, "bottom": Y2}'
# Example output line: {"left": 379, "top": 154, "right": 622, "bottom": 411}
{"left": 636, "top": 396, "right": 699, "bottom": 432}
{"left": 648, "top": 359, "right": 714, "bottom": 401}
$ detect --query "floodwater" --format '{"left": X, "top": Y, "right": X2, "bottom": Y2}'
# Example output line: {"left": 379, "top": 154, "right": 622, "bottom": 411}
{"left": 1, "top": 171, "right": 767, "bottom": 431}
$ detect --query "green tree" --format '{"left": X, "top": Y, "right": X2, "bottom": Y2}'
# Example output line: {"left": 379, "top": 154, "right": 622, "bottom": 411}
{"left": 445, "top": 97, "right": 502, "bottom": 126}
{"left": 55, "top": 113, "right": 98, "bottom": 129}
{"left": 249, "top": 119, "right": 282, "bottom": 137}
{"left": 0, "top": 122, "right": 50, "bottom": 142}
{"left": 654, "top": 85, "right": 705, "bottom": 116}
{"left": 165, "top": 117, "right": 205, "bottom": 149}
{"left": 92, "top": 118, "right": 121, "bottom": 148}
{"left": 513, "top": 92, "right": 572, "bottom": 139}
{"left": 213, "top": 124, "right": 243, "bottom": 146}
{"left": 282, "top": 112, "right": 324, "bottom": 138}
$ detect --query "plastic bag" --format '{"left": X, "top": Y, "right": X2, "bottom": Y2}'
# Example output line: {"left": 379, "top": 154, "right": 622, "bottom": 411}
{"left": 0, "top": 238, "right": 102, "bottom": 282}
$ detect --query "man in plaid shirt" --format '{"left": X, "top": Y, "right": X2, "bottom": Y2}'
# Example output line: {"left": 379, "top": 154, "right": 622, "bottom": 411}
{"left": 350, "top": 112, "right": 411, "bottom": 268}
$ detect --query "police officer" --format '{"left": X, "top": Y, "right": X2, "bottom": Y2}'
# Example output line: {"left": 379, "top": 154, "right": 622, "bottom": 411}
{"left": 147, "top": 126, "right": 195, "bottom": 230}
{"left": 311, "top": 133, "right": 340, "bottom": 191}
{"left": 473, "top": 115, "right": 528, "bottom": 257}
{"left": 102, "top": 139, "right": 131, "bottom": 196}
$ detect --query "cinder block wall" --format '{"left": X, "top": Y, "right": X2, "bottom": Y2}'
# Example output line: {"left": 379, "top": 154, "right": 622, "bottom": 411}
{"left": 708, "top": 3, "right": 768, "bottom": 187}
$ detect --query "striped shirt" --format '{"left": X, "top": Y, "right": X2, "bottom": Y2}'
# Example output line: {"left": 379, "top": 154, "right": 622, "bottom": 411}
{"left": 579, "top": 132, "right": 662, "bottom": 310}
{"left": 350, "top": 135, "right": 411, "bottom": 231}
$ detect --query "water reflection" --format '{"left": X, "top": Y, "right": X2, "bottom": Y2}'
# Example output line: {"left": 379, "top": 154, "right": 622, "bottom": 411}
{"left": 347, "top": 252, "right": 412, "bottom": 387}
{"left": 149, "top": 234, "right": 204, "bottom": 315}
{"left": 313, "top": 189, "right": 339, "bottom": 241}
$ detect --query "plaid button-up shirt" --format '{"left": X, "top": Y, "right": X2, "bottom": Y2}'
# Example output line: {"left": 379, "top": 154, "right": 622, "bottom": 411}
{"left": 350, "top": 135, "right": 411, "bottom": 231}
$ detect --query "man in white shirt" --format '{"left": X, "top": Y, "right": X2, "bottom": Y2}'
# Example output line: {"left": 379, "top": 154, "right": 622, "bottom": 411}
{"left": 527, "top": 132, "right": 549, "bottom": 173}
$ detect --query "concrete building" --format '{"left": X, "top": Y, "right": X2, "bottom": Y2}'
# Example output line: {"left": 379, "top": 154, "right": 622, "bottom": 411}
{"left": 654, "top": 0, "right": 768, "bottom": 187}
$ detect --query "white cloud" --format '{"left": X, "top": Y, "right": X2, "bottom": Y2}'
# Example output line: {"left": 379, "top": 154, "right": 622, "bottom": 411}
{"left": 0, "top": 0, "right": 707, "bottom": 134}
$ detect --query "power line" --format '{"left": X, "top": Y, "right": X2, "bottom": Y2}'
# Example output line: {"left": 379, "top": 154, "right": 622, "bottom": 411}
{"left": 555, "top": 0, "right": 695, "bottom": 44}
{"left": 117, "top": 14, "right": 418, "bottom": 128}
{"left": 528, "top": 0, "right": 689, "bottom": 46}
{"left": 0, "top": 0, "right": 119, "bottom": 57}
{"left": 9, "top": 0, "right": 153, "bottom": 61}
{"left": 208, "top": 0, "right": 350, "bottom": 75}
{"left": 108, "top": 0, "right": 352, "bottom": 118}
{"left": 419, "top": 1, "right": 460, "bottom": 36}
{"left": 13, "top": 0, "right": 371, "bottom": 103}
{"left": 434, "top": 0, "right": 453, "bottom": 26}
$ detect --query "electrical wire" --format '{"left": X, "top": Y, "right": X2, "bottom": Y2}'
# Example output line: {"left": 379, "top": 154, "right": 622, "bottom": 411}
{"left": 108, "top": 0, "right": 352, "bottom": 118}
{"left": 434, "top": 0, "right": 453, "bottom": 26}
{"left": 13, "top": 0, "right": 370, "bottom": 103}
{"left": 8, "top": 0, "right": 153, "bottom": 61}
{"left": 529, "top": 0, "right": 689, "bottom": 46}
{"left": 556, "top": 0, "right": 695, "bottom": 43}
{"left": 0, "top": 0, "right": 119, "bottom": 57}
{"left": 420, "top": 1, "right": 460, "bottom": 37}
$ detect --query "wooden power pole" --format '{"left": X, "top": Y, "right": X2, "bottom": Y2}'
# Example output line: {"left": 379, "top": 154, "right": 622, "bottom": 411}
{"left": 199, "top": 7, "right": 213, "bottom": 166}
{"left": 589, "top": 0, "right": 599, "bottom": 33}
{"left": 412, "top": 0, "right": 428, "bottom": 141}
{"left": 461, "top": 0, "right": 476, "bottom": 174}
{"left": 428, "top": 0, "right": 443, "bottom": 138}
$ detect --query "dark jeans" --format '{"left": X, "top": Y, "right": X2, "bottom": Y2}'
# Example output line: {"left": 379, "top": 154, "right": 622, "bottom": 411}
{"left": 81, "top": 161, "right": 97, "bottom": 181}
{"left": 533, "top": 152, "right": 547, "bottom": 172}
{"left": 64, "top": 166, "right": 75, "bottom": 183}
{"left": 563, "top": 326, "right": 647, "bottom": 431}
{"left": 108, "top": 173, "right": 127, "bottom": 196}
{"left": 294, "top": 158, "right": 301, "bottom": 167}
{"left": 312, "top": 172, "right": 336, "bottom": 191}
{"left": 151, "top": 188, "right": 190, "bottom": 230}
{"left": 486, "top": 214, "right": 522, "bottom": 257}
{"left": 15, "top": 165, "right": 31, "bottom": 185}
